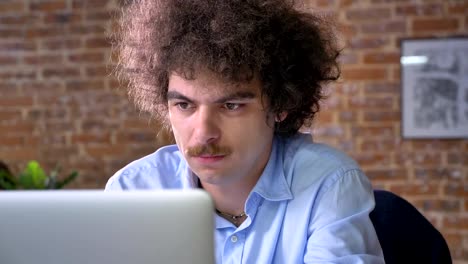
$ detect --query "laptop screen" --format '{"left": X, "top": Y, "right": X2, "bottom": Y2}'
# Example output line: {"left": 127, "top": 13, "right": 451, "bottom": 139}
{"left": 0, "top": 190, "right": 215, "bottom": 264}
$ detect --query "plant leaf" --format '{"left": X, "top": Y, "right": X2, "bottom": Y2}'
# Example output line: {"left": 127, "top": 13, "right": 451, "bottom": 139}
{"left": 20, "top": 161, "right": 47, "bottom": 189}
{"left": 0, "top": 169, "right": 17, "bottom": 189}
{"left": 55, "top": 171, "right": 79, "bottom": 189}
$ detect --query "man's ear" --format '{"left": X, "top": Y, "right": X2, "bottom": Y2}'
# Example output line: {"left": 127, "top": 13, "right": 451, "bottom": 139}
{"left": 275, "top": 111, "right": 288, "bottom": 122}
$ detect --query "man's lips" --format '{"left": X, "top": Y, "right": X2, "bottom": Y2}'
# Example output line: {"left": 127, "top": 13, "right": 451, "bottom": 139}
{"left": 192, "top": 154, "right": 226, "bottom": 163}
{"left": 197, "top": 154, "right": 225, "bottom": 158}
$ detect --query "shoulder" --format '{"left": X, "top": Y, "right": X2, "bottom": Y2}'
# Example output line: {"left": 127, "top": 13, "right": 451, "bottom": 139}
{"left": 281, "top": 134, "right": 366, "bottom": 193}
{"left": 283, "top": 134, "right": 359, "bottom": 173}
{"left": 105, "top": 144, "right": 184, "bottom": 190}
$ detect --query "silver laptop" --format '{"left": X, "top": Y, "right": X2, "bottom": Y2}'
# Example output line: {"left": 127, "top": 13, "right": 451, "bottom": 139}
{"left": 0, "top": 190, "right": 214, "bottom": 264}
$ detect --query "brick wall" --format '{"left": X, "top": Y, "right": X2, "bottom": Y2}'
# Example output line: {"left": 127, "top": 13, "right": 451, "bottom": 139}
{"left": 309, "top": 0, "right": 467, "bottom": 263}
{"left": 0, "top": 0, "right": 466, "bottom": 262}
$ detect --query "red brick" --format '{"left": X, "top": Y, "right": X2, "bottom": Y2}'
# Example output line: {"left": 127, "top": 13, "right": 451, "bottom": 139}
{"left": 122, "top": 119, "right": 155, "bottom": 130}
{"left": 0, "top": 1, "right": 24, "bottom": 13}
{"left": 316, "top": 0, "right": 334, "bottom": 8}
{"left": 342, "top": 67, "right": 387, "bottom": 81}
{"left": 444, "top": 183, "right": 468, "bottom": 198}
{"left": 354, "top": 153, "right": 391, "bottom": 167}
{"left": 351, "top": 125, "right": 395, "bottom": 138}
{"left": 72, "top": 0, "right": 111, "bottom": 9}
{"left": 0, "top": 135, "right": 23, "bottom": 146}
{"left": 66, "top": 80, "right": 105, "bottom": 91}
{"left": 0, "top": 71, "right": 36, "bottom": 80}
{"left": 443, "top": 233, "right": 463, "bottom": 254}
{"left": 412, "top": 199, "right": 460, "bottom": 213}
{"left": 346, "top": 8, "right": 391, "bottom": 21}
{"left": 24, "top": 55, "right": 63, "bottom": 65}
{"left": 69, "top": 25, "right": 105, "bottom": 35}
{"left": 85, "top": 37, "right": 111, "bottom": 49}
{"left": 72, "top": 133, "right": 112, "bottom": 144}
{"left": 0, "top": 14, "right": 40, "bottom": 25}
{"left": 39, "top": 95, "right": 64, "bottom": 108}
{"left": 86, "top": 10, "right": 114, "bottom": 21}
{"left": 85, "top": 145, "right": 126, "bottom": 158}
{"left": 348, "top": 96, "right": 395, "bottom": 109}
{"left": 339, "top": 0, "right": 354, "bottom": 8}
{"left": 81, "top": 119, "right": 119, "bottom": 131}
{"left": 365, "top": 169, "right": 408, "bottom": 181}
{"left": 21, "top": 81, "right": 63, "bottom": 94}
{"left": 41, "top": 39, "right": 82, "bottom": 50}
{"left": 363, "top": 111, "right": 400, "bottom": 122}
{"left": 26, "top": 27, "right": 68, "bottom": 39}
{"left": 389, "top": 183, "right": 440, "bottom": 196}
{"left": 0, "top": 29, "right": 23, "bottom": 38}
{"left": 413, "top": 18, "right": 459, "bottom": 32}
{"left": 414, "top": 168, "right": 463, "bottom": 181}
{"left": 364, "top": 82, "right": 399, "bottom": 94}
{"left": 0, "top": 149, "right": 38, "bottom": 160}
{"left": 348, "top": 37, "right": 389, "bottom": 49}
{"left": 311, "top": 125, "right": 345, "bottom": 137}
{"left": 41, "top": 147, "right": 79, "bottom": 160}
{"left": 24, "top": 136, "right": 40, "bottom": 147}
{"left": 0, "top": 56, "right": 17, "bottom": 65}
{"left": 42, "top": 67, "right": 81, "bottom": 78}
{"left": 363, "top": 52, "right": 400, "bottom": 64}
{"left": 360, "top": 139, "right": 398, "bottom": 152}
{"left": 447, "top": 152, "right": 464, "bottom": 165}
{"left": 0, "top": 110, "right": 21, "bottom": 121}
{"left": 85, "top": 66, "right": 109, "bottom": 77}
{"left": 40, "top": 134, "right": 67, "bottom": 145}
{"left": 30, "top": 1, "right": 66, "bottom": 12}
{"left": 360, "top": 21, "right": 407, "bottom": 34}
{"left": 0, "top": 96, "right": 33, "bottom": 107}
{"left": 44, "top": 12, "right": 82, "bottom": 24}
{"left": 0, "top": 42, "right": 37, "bottom": 52}
{"left": 395, "top": 4, "right": 443, "bottom": 16}
{"left": 45, "top": 108, "right": 68, "bottom": 119}
{"left": 338, "top": 23, "right": 358, "bottom": 38}
{"left": 116, "top": 131, "right": 156, "bottom": 143}
{"left": 412, "top": 140, "right": 462, "bottom": 152}
{"left": 68, "top": 52, "right": 104, "bottom": 63}
{"left": 337, "top": 52, "right": 358, "bottom": 65}
{"left": 338, "top": 111, "right": 355, "bottom": 122}
{"left": 396, "top": 153, "right": 442, "bottom": 166}
{"left": 448, "top": 2, "right": 468, "bottom": 14}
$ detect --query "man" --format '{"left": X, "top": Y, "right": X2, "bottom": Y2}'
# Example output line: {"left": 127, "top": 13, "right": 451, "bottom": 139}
{"left": 106, "top": 0, "right": 385, "bottom": 263}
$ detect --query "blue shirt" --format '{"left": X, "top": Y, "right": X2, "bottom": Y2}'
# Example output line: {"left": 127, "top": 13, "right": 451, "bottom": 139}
{"left": 106, "top": 134, "right": 385, "bottom": 263}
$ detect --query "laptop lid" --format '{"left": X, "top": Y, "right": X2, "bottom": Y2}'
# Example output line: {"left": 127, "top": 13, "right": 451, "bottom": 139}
{"left": 0, "top": 190, "right": 215, "bottom": 264}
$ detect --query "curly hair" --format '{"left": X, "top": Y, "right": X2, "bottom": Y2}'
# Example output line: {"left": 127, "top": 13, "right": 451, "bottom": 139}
{"left": 115, "top": 0, "right": 340, "bottom": 137}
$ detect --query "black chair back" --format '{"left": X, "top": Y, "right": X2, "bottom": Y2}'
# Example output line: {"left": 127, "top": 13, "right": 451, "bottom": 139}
{"left": 370, "top": 190, "right": 452, "bottom": 264}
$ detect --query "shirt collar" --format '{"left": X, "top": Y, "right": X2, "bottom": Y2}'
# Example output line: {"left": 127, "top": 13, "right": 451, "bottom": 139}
{"left": 184, "top": 135, "right": 294, "bottom": 201}
{"left": 249, "top": 135, "right": 293, "bottom": 201}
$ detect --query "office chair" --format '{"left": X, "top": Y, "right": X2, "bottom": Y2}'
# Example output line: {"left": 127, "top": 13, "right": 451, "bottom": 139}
{"left": 370, "top": 190, "right": 452, "bottom": 264}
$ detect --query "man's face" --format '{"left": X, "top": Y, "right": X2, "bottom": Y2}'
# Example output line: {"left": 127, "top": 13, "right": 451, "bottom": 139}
{"left": 167, "top": 72, "right": 275, "bottom": 187}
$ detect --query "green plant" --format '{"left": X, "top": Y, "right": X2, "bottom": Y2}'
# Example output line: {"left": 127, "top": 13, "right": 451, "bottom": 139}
{"left": 0, "top": 160, "right": 78, "bottom": 190}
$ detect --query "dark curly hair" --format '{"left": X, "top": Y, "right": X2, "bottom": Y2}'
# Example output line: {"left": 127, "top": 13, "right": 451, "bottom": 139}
{"left": 114, "top": 0, "right": 340, "bottom": 137}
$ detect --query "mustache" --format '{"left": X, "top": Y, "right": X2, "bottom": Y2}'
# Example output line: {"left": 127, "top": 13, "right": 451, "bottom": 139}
{"left": 186, "top": 144, "right": 232, "bottom": 157}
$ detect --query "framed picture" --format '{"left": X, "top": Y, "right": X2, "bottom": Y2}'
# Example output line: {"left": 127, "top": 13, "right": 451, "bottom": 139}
{"left": 401, "top": 37, "right": 468, "bottom": 139}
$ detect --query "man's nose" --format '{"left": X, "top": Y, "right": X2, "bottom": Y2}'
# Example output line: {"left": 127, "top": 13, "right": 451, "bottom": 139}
{"left": 193, "top": 107, "right": 220, "bottom": 144}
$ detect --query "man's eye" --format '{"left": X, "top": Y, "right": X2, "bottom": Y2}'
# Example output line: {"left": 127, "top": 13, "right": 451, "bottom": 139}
{"left": 224, "top": 103, "right": 240, "bottom": 110}
{"left": 175, "top": 102, "right": 190, "bottom": 110}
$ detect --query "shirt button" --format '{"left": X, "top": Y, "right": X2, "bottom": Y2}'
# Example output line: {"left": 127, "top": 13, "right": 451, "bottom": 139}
{"left": 231, "top": 235, "right": 238, "bottom": 243}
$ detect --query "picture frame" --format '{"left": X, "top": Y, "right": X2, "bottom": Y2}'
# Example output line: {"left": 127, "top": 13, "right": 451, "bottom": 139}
{"left": 401, "top": 37, "right": 468, "bottom": 139}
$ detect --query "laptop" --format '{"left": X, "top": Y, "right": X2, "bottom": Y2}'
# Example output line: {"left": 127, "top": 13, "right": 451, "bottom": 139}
{"left": 0, "top": 190, "right": 215, "bottom": 264}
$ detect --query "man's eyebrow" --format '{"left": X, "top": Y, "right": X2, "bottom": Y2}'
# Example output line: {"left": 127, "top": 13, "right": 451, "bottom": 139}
{"left": 166, "top": 91, "right": 193, "bottom": 103}
{"left": 214, "top": 91, "right": 256, "bottom": 103}
{"left": 166, "top": 90, "right": 256, "bottom": 103}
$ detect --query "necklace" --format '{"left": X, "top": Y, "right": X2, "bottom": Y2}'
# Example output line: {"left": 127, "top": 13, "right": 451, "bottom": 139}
{"left": 215, "top": 209, "right": 246, "bottom": 225}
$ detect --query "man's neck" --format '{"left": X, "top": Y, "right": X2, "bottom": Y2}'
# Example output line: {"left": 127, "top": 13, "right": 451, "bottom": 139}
{"left": 200, "top": 176, "right": 257, "bottom": 216}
